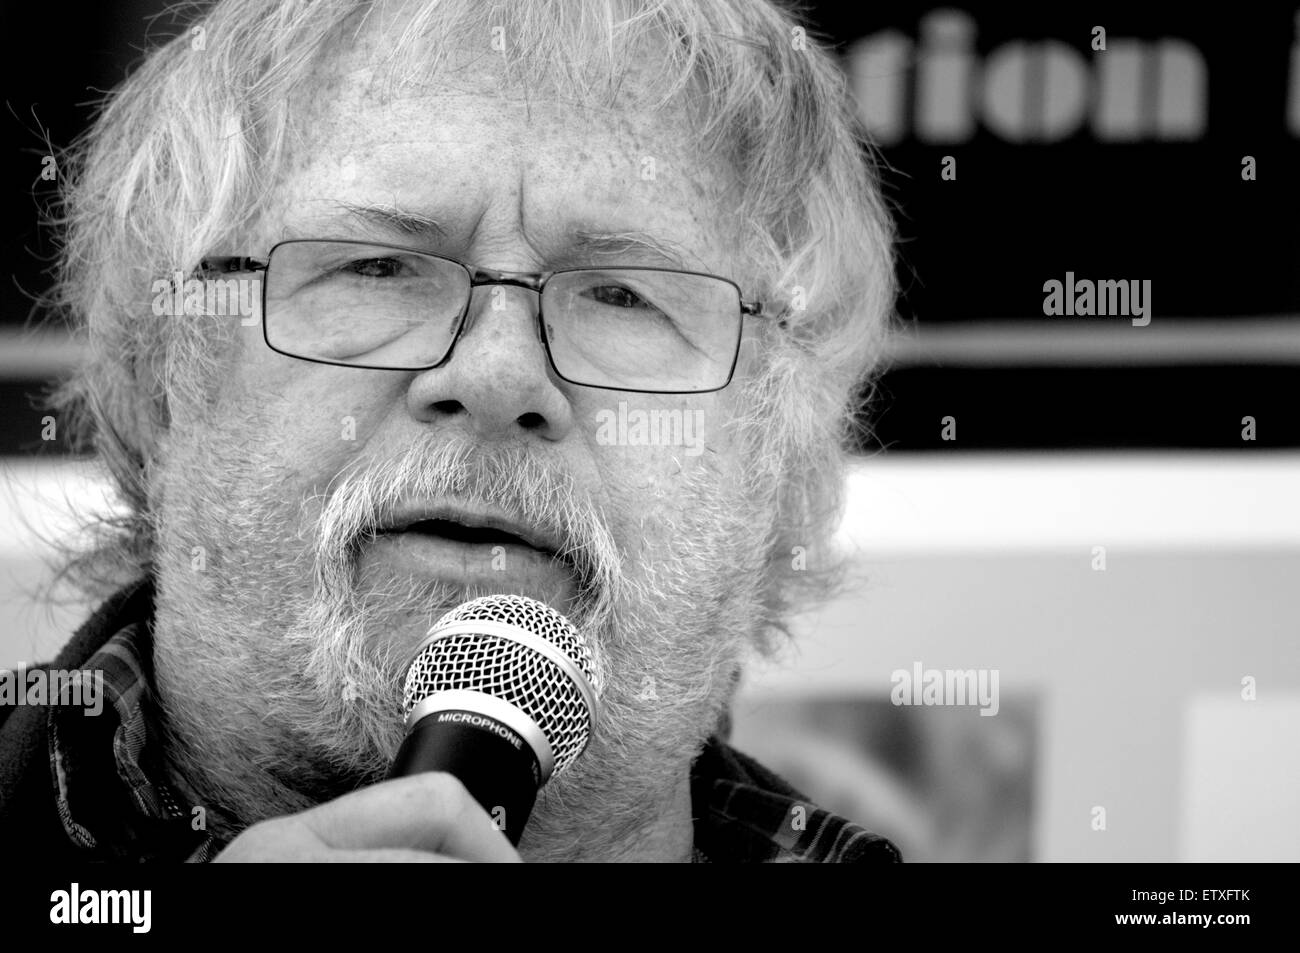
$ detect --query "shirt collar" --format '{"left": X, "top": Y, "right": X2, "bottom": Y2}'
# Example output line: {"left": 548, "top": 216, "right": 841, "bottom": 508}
{"left": 690, "top": 735, "right": 901, "bottom": 863}
{"left": 48, "top": 577, "right": 218, "bottom": 861}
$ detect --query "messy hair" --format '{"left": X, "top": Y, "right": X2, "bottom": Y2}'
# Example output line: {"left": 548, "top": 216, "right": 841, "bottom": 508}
{"left": 43, "top": 0, "right": 895, "bottom": 644}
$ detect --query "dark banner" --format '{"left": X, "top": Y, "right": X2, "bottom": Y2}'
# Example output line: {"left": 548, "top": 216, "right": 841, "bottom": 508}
{"left": 3, "top": 3, "right": 1297, "bottom": 452}
{"left": 809, "top": 2, "right": 1300, "bottom": 322}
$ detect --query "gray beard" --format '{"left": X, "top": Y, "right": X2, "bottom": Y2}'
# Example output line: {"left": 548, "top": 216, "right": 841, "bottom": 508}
{"left": 150, "top": 430, "right": 774, "bottom": 861}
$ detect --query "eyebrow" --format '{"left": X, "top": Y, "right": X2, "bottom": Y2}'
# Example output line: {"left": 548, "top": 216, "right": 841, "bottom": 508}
{"left": 338, "top": 202, "right": 447, "bottom": 240}
{"left": 561, "top": 230, "right": 693, "bottom": 270}
{"left": 335, "top": 201, "right": 695, "bottom": 271}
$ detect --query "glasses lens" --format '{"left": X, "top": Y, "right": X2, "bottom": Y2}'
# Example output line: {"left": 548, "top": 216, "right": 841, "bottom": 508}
{"left": 264, "top": 241, "right": 468, "bottom": 368}
{"left": 542, "top": 269, "right": 742, "bottom": 391}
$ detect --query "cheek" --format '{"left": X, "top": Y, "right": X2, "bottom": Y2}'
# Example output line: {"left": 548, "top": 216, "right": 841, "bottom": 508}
{"left": 576, "top": 393, "right": 736, "bottom": 532}
{"left": 580, "top": 391, "right": 727, "bottom": 462}
{"left": 229, "top": 356, "right": 397, "bottom": 485}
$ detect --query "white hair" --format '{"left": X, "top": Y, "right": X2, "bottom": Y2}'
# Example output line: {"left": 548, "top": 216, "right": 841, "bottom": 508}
{"left": 43, "top": 0, "right": 896, "bottom": 644}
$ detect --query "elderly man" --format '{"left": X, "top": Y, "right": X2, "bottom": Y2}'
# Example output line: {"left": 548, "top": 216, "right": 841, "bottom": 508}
{"left": 0, "top": 0, "right": 897, "bottom": 862}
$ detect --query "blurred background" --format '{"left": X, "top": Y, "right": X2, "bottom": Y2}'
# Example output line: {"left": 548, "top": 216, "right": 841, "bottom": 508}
{"left": 2, "top": 2, "right": 1298, "bottom": 861}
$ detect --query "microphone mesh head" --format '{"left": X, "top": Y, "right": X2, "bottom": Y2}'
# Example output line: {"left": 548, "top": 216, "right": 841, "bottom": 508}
{"left": 402, "top": 594, "right": 599, "bottom": 777}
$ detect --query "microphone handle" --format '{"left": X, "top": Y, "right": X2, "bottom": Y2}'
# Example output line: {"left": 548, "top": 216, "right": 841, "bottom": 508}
{"left": 387, "top": 708, "right": 541, "bottom": 846}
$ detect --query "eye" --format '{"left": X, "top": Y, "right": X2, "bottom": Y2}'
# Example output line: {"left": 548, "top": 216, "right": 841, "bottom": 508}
{"left": 339, "top": 256, "right": 409, "bottom": 279}
{"left": 586, "top": 284, "right": 650, "bottom": 309}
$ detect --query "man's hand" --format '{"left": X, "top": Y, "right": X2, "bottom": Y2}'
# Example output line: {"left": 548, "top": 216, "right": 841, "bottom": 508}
{"left": 213, "top": 773, "right": 523, "bottom": 862}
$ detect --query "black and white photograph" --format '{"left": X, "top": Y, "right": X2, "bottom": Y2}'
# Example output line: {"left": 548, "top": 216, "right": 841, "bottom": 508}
{"left": 0, "top": 0, "right": 1294, "bottom": 920}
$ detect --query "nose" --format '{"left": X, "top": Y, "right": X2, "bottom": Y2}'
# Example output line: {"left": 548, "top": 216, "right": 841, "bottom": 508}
{"left": 404, "top": 284, "right": 574, "bottom": 442}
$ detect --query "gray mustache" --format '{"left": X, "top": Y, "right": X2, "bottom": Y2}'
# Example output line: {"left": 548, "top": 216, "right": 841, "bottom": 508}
{"left": 316, "top": 440, "right": 620, "bottom": 604}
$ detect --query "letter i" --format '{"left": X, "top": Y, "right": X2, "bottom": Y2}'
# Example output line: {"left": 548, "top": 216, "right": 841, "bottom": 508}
{"left": 1291, "top": 12, "right": 1300, "bottom": 135}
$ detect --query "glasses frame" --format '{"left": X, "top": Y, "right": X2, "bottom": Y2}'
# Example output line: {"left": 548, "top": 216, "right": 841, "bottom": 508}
{"left": 198, "top": 238, "right": 772, "bottom": 394}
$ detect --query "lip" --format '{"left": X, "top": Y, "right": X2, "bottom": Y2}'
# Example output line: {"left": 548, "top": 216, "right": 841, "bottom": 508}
{"left": 376, "top": 500, "right": 563, "bottom": 555}
{"left": 362, "top": 499, "right": 576, "bottom": 605}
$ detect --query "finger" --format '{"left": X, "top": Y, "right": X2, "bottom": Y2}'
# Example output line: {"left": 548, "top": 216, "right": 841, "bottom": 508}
{"left": 329, "top": 849, "right": 469, "bottom": 863}
{"left": 297, "top": 773, "right": 522, "bottom": 862}
{"left": 213, "top": 819, "right": 318, "bottom": 863}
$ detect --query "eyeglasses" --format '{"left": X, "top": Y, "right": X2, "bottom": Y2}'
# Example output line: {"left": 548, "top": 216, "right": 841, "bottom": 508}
{"left": 198, "top": 239, "right": 772, "bottom": 394}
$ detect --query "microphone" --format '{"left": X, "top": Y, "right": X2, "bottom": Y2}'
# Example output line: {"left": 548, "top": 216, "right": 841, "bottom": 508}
{"left": 387, "top": 594, "right": 600, "bottom": 845}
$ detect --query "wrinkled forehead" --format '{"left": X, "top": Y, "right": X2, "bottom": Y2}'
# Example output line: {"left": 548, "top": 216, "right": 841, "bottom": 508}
{"left": 267, "top": 6, "right": 744, "bottom": 274}
{"left": 289, "top": 2, "right": 716, "bottom": 153}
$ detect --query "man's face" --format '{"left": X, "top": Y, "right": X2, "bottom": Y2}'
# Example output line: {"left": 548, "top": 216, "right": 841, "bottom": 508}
{"left": 151, "top": 42, "right": 779, "bottom": 857}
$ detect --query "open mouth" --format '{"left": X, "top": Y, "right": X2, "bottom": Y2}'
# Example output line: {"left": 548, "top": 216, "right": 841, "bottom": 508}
{"left": 359, "top": 506, "right": 582, "bottom": 609}
{"left": 389, "top": 518, "right": 553, "bottom": 555}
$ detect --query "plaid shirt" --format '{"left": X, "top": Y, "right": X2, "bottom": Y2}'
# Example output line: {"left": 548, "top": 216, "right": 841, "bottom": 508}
{"left": 29, "top": 578, "right": 900, "bottom": 863}
{"left": 45, "top": 617, "right": 221, "bottom": 863}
